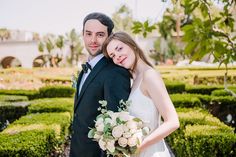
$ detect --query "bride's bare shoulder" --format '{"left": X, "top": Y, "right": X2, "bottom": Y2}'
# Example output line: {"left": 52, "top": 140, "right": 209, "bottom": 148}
{"left": 143, "top": 68, "right": 161, "bottom": 82}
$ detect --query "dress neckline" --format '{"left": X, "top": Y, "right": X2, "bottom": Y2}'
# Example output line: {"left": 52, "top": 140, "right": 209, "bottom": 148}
{"left": 130, "top": 77, "right": 152, "bottom": 102}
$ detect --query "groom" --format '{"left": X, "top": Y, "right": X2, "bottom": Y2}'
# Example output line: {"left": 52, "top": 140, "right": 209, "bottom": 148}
{"left": 69, "top": 12, "right": 131, "bottom": 157}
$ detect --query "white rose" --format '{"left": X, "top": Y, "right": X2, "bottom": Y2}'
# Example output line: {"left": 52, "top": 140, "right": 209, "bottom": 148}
{"left": 98, "top": 139, "right": 106, "bottom": 151}
{"left": 129, "top": 128, "right": 137, "bottom": 134}
{"left": 104, "top": 118, "right": 112, "bottom": 125}
{"left": 94, "top": 133, "right": 102, "bottom": 140}
{"left": 107, "top": 111, "right": 114, "bottom": 117}
{"left": 123, "top": 125, "right": 129, "bottom": 132}
{"left": 118, "top": 111, "right": 131, "bottom": 122}
{"left": 137, "top": 121, "right": 143, "bottom": 128}
{"left": 96, "top": 123, "right": 104, "bottom": 132}
{"left": 95, "top": 117, "right": 104, "bottom": 126}
{"left": 112, "top": 125, "right": 124, "bottom": 138}
{"left": 128, "top": 136, "right": 138, "bottom": 147}
{"left": 106, "top": 140, "right": 115, "bottom": 153}
{"left": 126, "top": 120, "right": 138, "bottom": 130}
{"left": 123, "top": 132, "right": 132, "bottom": 138}
{"left": 118, "top": 137, "right": 128, "bottom": 147}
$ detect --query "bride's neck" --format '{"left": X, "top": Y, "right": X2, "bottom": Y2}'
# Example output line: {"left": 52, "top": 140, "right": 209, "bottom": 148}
{"left": 132, "top": 59, "right": 149, "bottom": 79}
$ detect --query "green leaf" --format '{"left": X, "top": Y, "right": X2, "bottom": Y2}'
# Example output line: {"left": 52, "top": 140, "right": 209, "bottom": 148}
{"left": 38, "top": 41, "right": 44, "bottom": 52}
{"left": 184, "top": 42, "right": 198, "bottom": 55}
{"left": 87, "top": 129, "right": 95, "bottom": 138}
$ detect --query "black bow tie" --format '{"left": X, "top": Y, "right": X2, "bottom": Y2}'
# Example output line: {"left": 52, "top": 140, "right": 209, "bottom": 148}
{"left": 81, "top": 62, "right": 92, "bottom": 73}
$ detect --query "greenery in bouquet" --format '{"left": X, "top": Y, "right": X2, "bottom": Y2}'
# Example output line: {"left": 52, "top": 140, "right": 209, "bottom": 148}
{"left": 88, "top": 100, "right": 150, "bottom": 157}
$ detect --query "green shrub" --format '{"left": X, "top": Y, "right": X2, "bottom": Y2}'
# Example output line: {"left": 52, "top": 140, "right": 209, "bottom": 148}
{"left": 28, "top": 98, "right": 73, "bottom": 114}
{"left": 165, "top": 81, "right": 186, "bottom": 94}
{"left": 0, "top": 95, "right": 28, "bottom": 102}
{"left": 39, "top": 86, "right": 75, "bottom": 98}
{"left": 166, "top": 108, "right": 236, "bottom": 157}
{"left": 0, "top": 130, "right": 56, "bottom": 157}
{"left": 170, "top": 94, "right": 202, "bottom": 108}
{"left": 0, "top": 89, "right": 39, "bottom": 100}
{"left": 0, "top": 102, "right": 29, "bottom": 130}
{"left": 7, "top": 112, "right": 71, "bottom": 138}
{"left": 0, "top": 111, "right": 71, "bottom": 156}
{"left": 183, "top": 125, "right": 236, "bottom": 157}
{"left": 185, "top": 85, "right": 221, "bottom": 95}
{"left": 211, "top": 88, "right": 236, "bottom": 96}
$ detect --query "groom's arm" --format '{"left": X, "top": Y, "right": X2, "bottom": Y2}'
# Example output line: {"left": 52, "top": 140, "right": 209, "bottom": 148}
{"left": 104, "top": 66, "right": 131, "bottom": 111}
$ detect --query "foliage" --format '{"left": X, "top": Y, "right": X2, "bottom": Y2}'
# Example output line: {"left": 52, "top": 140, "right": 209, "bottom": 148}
{"left": 38, "top": 86, "right": 75, "bottom": 98}
{"left": 132, "top": 20, "right": 156, "bottom": 38}
{"left": 166, "top": 108, "right": 236, "bottom": 157}
{"left": 38, "top": 34, "right": 63, "bottom": 67}
{"left": 65, "top": 29, "right": 84, "bottom": 66}
{"left": 28, "top": 98, "right": 73, "bottom": 114}
{"left": 0, "top": 130, "right": 56, "bottom": 157}
{"left": 38, "top": 29, "right": 84, "bottom": 67}
{"left": 0, "top": 95, "right": 28, "bottom": 102}
{"left": 112, "top": 4, "right": 134, "bottom": 34}
{"left": 180, "top": 0, "right": 236, "bottom": 97}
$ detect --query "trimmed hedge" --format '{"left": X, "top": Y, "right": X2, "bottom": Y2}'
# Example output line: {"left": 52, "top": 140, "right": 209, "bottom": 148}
{"left": 0, "top": 89, "right": 39, "bottom": 100}
{"left": 166, "top": 108, "right": 236, "bottom": 157}
{"left": 185, "top": 85, "right": 221, "bottom": 95}
{"left": 0, "top": 86, "right": 75, "bottom": 100}
{"left": 0, "top": 130, "right": 56, "bottom": 157}
{"left": 39, "top": 86, "right": 75, "bottom": 98}
{"left": 0, "top": 95, "right": 28, "bottom": 102}
{"left": 28, "top": 98, "right": 73, "bottom": 114}
{"left": 0, "top": 102, "right": 29, "bottom": 131}
{"left": 184, "top": 125, "right": 236, "bottom": 157}
{"left": 0, "top": 112, "right": 71, "bottom": 156}
{"left": 211, "top": 88, "right": 236, "bottom": 96}
{"left": 165, "top": 81, "right": 186, "bottom": 94}
{"left": 6, "top": 112, "right": 71, "bottom": 138}
{"left": 170, "top": 94, "right": 202, "bottom": 108}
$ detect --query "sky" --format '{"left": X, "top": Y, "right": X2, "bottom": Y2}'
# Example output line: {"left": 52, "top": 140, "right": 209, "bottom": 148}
{"left": 0, "top": 0, "right": 171, "bottom": 35}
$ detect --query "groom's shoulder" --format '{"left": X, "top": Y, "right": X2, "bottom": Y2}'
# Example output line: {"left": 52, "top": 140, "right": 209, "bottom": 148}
{"left": 102, "top": 59, "right": 130, "bottom": 75}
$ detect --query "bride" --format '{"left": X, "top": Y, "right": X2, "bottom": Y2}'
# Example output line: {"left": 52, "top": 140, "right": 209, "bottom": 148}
{"left": 102, "top": 31, "right": 179, "bottom": 157}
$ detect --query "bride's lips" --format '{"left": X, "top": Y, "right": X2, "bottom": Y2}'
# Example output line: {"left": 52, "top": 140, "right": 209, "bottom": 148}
{"left": 119, "top": 57, "right": 127, "bottom": 65}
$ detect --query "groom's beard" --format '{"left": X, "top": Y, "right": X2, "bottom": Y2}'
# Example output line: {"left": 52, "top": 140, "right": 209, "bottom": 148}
{"left": 87, "top": 49, "right": 102, "bottom": 58}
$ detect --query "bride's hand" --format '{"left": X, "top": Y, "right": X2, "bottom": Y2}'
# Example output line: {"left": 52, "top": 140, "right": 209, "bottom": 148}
{"left": 136, "top": 138, "right": 149, "bottom": 153}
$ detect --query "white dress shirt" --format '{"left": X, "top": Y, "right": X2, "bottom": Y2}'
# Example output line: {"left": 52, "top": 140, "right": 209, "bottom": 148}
{"left": 78, "top": 53, "right": 104, "bottom": 94}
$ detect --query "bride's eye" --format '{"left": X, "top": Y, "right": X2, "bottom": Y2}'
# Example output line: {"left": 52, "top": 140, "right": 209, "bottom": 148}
{"left": 118, "top": 47, "right": 123, "bottom": 51}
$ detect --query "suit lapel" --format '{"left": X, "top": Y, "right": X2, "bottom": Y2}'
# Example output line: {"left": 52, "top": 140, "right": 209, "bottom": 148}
{"left": 74, "top": 57, "right": 108, "bottom": 111}
{"left": 74, "top": 71, "right": 83, "bottom": 108}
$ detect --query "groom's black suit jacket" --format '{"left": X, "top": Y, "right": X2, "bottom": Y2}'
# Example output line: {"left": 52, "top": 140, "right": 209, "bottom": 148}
{"left": 70, "top": 57, "right": 131, "bottom": 157}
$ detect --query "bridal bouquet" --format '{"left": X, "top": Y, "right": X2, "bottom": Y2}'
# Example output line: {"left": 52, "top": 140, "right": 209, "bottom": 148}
{"left": 88, "top": 100, "right": 150, "bottom": 157}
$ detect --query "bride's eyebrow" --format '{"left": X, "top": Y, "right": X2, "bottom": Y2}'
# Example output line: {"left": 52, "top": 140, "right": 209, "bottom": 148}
{"left": 115, "top": 44, "right": 122, "bottom": 51}
{"left": 115, "top": 45, "right": 119, "bottom": 50}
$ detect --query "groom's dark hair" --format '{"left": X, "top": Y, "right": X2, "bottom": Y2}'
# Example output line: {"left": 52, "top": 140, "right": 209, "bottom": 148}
{"left": 82, "top": 12, "right": 114, "bottom": 36}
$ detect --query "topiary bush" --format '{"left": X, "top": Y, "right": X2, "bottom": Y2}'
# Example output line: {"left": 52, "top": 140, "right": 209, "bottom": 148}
{"left": 39, "top": 86, "right": 75, "bottom": 98}
{"left": 28, "top": 98, "right": 73, "bottom": 114}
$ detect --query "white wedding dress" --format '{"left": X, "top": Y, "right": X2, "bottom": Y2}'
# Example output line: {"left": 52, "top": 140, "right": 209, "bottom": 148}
{"left": 128, "top": 79, "right": 171, "bottom": 157}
